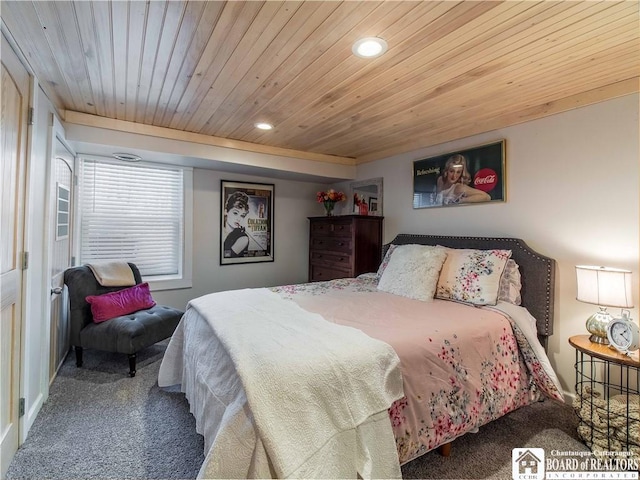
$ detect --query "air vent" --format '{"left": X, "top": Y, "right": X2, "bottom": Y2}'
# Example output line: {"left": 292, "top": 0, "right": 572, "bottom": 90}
{"left": 112, "top": 153, "right": 142, "bottom": 162}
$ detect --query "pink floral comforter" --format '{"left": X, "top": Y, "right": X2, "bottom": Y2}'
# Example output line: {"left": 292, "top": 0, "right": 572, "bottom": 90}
{"left": 272, "top": 275, "right": 562, "bottom": 465}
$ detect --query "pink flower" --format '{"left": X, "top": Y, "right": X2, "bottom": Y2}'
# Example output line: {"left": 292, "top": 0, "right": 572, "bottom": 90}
{"left": 316, "top": 189, "right": 346, "bottom": 203}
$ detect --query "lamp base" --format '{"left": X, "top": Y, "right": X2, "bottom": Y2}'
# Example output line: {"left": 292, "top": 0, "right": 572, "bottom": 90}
{"left": 588, "top": 334, "right": 609, "bottom": 345}
{"left": 586, "top": 307, "right": 613, "bottom": 345}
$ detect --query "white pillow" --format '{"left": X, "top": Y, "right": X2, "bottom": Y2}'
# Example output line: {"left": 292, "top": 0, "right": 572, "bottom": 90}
{"left": 436, "top": 247, "right": 512, "bottom": 305}
{"left": 377, "top": 245, "right": 448, "bottom": 301}
{"left": 497, "top": 259, "right": 522, "bottom": 305}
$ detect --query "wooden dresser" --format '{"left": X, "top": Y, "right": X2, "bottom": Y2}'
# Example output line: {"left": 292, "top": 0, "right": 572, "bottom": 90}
{"left": 308, "top": 215, "right": 384, "bottom": 282}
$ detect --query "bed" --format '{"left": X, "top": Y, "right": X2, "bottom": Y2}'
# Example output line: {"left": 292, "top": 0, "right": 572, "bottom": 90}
{"left": 158, "top": 234, "right": 563, "bottom": 479}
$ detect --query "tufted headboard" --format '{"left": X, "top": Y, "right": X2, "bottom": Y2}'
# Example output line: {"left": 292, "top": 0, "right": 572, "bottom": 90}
{"left": 383, "top": 234, "right": 556, "bottom": 347}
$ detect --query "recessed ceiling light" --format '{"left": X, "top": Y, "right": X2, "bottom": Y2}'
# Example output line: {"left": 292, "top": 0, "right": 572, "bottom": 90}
{"left": 112, "top": 153, "right": 142, "bottom": 162}
{"left": 352, "top": 37, "right": 388, "bottom": 58}
{"left": 255, "top": 122, "right": 273, "bottom": 130}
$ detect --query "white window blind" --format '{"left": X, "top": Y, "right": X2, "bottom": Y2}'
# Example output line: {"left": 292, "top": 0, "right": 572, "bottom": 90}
{"left": 79, "top": 159, "right": 184, "bottom": 279}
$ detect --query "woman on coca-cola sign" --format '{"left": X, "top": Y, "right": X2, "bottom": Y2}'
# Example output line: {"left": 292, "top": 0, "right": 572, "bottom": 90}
{"left": 435, "top": 154, "right": 491, "bottom": 205}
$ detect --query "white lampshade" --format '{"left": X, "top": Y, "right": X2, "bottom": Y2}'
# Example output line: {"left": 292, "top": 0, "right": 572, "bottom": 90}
{"left": 575, "top": 265, "right": 634, "bottom": 308}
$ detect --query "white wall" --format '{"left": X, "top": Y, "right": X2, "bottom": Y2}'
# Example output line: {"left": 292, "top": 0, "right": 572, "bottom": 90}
{"left": 153, "top": 169, "right": 327, "bottom": 309}
{"left": 65, "top": 122, "right": 356, "bottom": 182}
{"left": 356, "top": 94, "right": 640, "bottom": 399}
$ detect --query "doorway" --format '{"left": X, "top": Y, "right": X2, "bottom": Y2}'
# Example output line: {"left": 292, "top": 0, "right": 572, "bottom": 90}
{"left": 0, "top": 31, "right": 30, "bottom": 477}
{"left": 48, "top": 120, "right": 75, "bottom": 381}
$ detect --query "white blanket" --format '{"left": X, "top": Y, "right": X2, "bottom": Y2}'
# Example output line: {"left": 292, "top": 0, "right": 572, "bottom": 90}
{"left": 186, "top": 288, "right": 404, "bottom": 479}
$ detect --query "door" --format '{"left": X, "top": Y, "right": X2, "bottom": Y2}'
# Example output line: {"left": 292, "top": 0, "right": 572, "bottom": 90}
{"left": 0, "top": 33, "right": 30, "bottom": 477}
{"left": 49, "top": 123, "right": 75, "bottom": 380}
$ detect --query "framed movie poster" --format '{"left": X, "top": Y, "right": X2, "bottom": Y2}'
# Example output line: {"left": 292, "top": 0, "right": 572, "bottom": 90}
{"left": 220, "top": 180, "right": 274, "bottom": 265}
{"left": 413, "top": 140, "right": 505, "bottom": 209}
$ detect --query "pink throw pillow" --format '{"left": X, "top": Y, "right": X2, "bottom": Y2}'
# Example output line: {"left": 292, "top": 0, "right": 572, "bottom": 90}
{"left": 86, "top": 282, "right": 156, "bottom": 323}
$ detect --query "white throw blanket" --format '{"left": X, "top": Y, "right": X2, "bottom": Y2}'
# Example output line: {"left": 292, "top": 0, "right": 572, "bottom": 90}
{"left": 187, "top": 288, "right": 404, "bottom": 479}
{"left": 87, "top": 261, "right": 136, "bottom": 286}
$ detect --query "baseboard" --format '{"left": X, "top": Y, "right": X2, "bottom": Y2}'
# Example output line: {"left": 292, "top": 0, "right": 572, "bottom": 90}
{"left": 563, "top": 390, "right": 576, "bottom": 404}
{"left": 20, "top": 391, "right": 45, "bottom": 443}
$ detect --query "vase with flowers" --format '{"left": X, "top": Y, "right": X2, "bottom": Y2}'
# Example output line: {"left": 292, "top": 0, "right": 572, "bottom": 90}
{"left": 316, "top": 189, "right": 346, "bottom": 216}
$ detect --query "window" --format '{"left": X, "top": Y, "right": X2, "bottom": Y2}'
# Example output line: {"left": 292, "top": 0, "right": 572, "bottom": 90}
{"left": 56, "top": 182, "right": 70, "bottom": 239}
{"left": 78, "top": 156, "right": 192, "bottom": 290}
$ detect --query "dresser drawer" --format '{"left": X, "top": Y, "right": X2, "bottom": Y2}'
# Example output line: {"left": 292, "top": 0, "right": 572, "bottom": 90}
{"left": 309, "top": 264, "right": 351, "bottom": 282}
{"left": 310, "top": 251, "right": 351, "bottom": 268}
{"left": 310, "top": 237, "right": 352, "bottom": 253}
{"left": 310, "top": 220, "right": 352, "bottom": 237}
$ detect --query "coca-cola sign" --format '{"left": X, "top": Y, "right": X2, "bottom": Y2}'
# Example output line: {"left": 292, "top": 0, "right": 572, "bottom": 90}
{"left": 473, "top": 168, "right": 498, "bottom": 192}
{"left": 412, "top": 140, "right": 505, "bottom": 209}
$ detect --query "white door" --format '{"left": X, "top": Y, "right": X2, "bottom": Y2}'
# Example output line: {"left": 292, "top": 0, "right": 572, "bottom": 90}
{"left": 0, "top": 33, "right": 30, "bottom": 477}
{"left": 49, "top": 123, "right": 75, "bottom": 381}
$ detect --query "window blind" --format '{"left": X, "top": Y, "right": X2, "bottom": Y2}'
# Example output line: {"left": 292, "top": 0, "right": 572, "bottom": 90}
{"left": 79, "top": 159, "right": 184, "bottom": 278}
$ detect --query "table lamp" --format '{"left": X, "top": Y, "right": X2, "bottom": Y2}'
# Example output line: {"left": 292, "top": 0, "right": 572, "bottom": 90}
{"left": 575, "top": 265, "right": 633, "bottom": 344}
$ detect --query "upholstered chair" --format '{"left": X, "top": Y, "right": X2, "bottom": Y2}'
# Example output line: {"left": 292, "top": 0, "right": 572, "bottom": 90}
{"left": 64, "top": 263, "right": 183, "bottom": 377}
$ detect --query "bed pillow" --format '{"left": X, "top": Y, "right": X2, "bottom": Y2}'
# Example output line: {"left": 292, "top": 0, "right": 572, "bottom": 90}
{"left": 497, "top": 259, "right": 522, "bottom": 305}
{"left": 436, "top": 248, "right": 512, "bottom": 305}
{"left": 86, "top": 282, "right": 156, "bottom": 323}
{"left": 377, "top": 244, "right": 447, "bottom": 301}
{"left": 376, "top": 244, "right": 398, "bottom": 279}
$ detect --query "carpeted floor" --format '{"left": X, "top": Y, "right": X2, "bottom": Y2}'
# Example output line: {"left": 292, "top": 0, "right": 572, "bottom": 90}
{"left": 401, "top": 397, "right": 587, "bottom": 479}
{"left": 6, "top": 342, "right": 590, "bottom": 479}
{"left": 6, "top": 341, "right": 204, "bottom": 480}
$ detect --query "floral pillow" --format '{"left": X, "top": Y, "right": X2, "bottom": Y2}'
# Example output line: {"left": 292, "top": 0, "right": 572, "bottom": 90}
{"left": 436, "top": 248, "right": 512, "bottom": 305}
{"left": 497, "top": 259, "right": 522, "bottom": 305}
{"left": 377, "top": 244, "right": 448, "bottom": 301}
{"left": 376, "top": 244, "right": 398, "bottom": 279}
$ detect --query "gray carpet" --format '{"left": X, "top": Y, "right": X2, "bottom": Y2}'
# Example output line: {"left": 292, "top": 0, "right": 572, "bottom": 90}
{"left": 6, "top": 342, "right": 589, "bottom": 479}
{"left": 401, "top": 398, "right": 588, "bottom": 479}
{"left": 6, "top": 341, "right": 204, "bottom": 480}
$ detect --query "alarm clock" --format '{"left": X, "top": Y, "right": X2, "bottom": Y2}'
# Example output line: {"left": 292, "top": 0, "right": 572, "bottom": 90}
{"left": 606, "top": 310, "right": 640, "bottom": 354}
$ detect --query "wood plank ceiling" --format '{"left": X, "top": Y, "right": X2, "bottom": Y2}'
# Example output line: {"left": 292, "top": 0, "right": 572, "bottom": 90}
{"left": 2, "top": 0, "right": 638, "bottom": 164}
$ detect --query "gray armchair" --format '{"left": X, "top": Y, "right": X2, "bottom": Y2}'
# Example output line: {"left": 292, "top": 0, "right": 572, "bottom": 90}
{"left": 64, "top": 263, "right": 183, "bottom": 377}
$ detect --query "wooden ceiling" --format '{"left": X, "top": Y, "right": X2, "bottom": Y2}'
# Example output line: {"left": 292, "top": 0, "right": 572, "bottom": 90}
{"left": 2, "top": 1, "right": 638, "bottom": 164}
